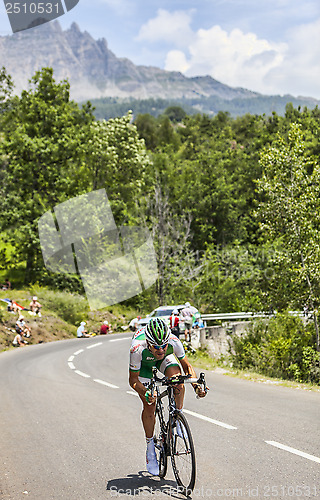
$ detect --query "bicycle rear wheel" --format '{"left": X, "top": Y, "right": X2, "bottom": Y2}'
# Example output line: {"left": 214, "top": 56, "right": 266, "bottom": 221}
{"left": 154, "top": 409, "right": 168, "bottom": 478}
{"left": 170, "top": 411, "right": 196, "bottom": 495}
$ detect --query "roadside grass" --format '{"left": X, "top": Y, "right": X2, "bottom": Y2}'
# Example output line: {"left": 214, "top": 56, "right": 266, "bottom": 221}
{"left": 188, "top": 348, "right": 320, "bottom": 392}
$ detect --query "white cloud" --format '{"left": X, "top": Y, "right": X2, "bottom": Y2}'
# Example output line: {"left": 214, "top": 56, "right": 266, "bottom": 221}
{"left": 165, "top": 50, "right": 189, "bottom": 73}
{"left": 138, "top": 9, "right": 320, "bottom": 98}
{"left": 267, "top": 18, "right": 320, "bottom": 97}
{"left": 165, "top": 24, "right": 287, "bottom": 95}
{"left": 136, "top": 9, "right": 195, "bottom": 48}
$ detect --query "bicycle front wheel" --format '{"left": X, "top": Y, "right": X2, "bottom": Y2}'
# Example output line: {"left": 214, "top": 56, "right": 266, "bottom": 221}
{"left": 170, "top": 411, "right": 196, "bottom": 495}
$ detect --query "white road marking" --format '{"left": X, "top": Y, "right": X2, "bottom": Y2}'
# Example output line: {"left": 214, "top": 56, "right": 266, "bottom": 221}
{"left": 183, "top": 409, "right": 237, "bottom": 430}
{"left": 74, "top": 370, "right": 90, "bottom": 378}
{"left": 68, "top": 355, "right": 74, "bottom": 362}
{"left": 109, "top": 338, "right": 130, "bottom": 342}
{"left": 68, "top": 362, "right": 75, "bottom": 370}
{"left": 87, "top": 342, "right": 103, "bottom": 349}
{"left": 74, "top": 349, "right": 84, "bottom": 355}
{"left": 266, "top": 441, "right": 320, "bottom": 464}
{"left": 127, "top": 390, "right": 139, "bottom": 397}
{"left": 93, "top": 379, "right": 119, "bottom": 389}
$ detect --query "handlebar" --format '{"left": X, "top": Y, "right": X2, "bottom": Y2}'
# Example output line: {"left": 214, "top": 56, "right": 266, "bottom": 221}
{"left": 148, "top": 366, "right": 208, "bottom": 393}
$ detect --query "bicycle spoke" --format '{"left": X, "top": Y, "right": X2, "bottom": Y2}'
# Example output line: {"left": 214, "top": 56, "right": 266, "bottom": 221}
{"left": 170, "top": 413, "right": 196, "bottom": 494}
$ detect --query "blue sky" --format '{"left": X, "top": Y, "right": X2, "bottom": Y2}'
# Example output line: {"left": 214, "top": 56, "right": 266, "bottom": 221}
{"left": 1, "top": 0, "right": 319, "bottom": 98}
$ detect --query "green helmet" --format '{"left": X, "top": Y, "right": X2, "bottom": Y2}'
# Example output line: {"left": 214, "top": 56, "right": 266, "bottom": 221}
{"left": 145, "top": 318, "right": 170, "bottom": 346}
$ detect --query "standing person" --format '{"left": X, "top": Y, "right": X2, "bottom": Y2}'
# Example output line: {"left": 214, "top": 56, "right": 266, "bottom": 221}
{"left": 181, "top": 302, "right": 193, "bottom": 342}
{"left": 169, "top": 308, "right": 180, "bottom": 338}
{"left": 129, "top": 318, "right": 207, "bottom": 476}
{"left": 100, "top": 320, "right": 110, "bottom": 335}
{"left": 129, "top": 316, "right": 141, "bottom": 332}
{"left": 77, "top": 321, "right": 88, "bottom": 338}
{"left": 29, "top": 296, "right": 42, "bottom": 316}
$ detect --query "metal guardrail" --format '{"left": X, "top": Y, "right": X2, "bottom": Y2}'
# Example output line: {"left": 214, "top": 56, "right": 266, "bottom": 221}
{"left": 201, "top": 311, "right": 305, "bottom": 321}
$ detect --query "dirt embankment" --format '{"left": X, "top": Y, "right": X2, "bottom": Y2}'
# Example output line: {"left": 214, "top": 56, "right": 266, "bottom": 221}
{"left": 0, "top": 290, "right": 131, "bottom": 352}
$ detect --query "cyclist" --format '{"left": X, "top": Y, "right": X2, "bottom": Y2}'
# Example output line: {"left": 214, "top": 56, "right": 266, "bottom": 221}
{"left": 129, "top": 317, "right": 207, "bottom": 476}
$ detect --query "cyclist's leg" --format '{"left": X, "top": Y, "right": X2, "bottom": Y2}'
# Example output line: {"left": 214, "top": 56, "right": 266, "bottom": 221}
{"left": 166, "top": 365, "right": 185, "bottom": 409}
{"left": 138, "top": 377, "right": 159, "bottom": 475}
{"left": 159, "top": 356, "right": 185, "bottom": 410}
{"left": 138, "top": 377, "right": 156, "bottom": 438}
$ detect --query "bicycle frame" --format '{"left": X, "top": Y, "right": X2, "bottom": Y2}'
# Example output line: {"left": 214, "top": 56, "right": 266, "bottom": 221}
{"left": 155, "top": 382, "right": 179, "bottom": 456}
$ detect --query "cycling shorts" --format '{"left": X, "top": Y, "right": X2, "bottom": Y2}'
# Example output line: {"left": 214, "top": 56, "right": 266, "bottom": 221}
{"left": 138, "top": 354, "right": 180, "bottom": 385}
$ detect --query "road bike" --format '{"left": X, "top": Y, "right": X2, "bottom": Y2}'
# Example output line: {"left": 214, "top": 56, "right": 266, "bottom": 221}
{"left": 148, "top": 367, "right": 208, "bottom": 496}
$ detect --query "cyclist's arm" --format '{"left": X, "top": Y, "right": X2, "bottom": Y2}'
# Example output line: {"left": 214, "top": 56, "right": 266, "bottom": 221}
{"left": 129, "top": 370, "right": 148, "bottom": 397}
{"left": 180, "top": 356, "right": 197, "bottom": 379}
{"left": 180, "top": 356, "right": 207, "bottom": 398}
{"left": 129, "top": 370, "right": 156, "bottom": 404}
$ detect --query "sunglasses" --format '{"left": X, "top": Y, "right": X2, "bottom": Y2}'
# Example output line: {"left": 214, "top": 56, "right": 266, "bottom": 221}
{"left": 152, "top": 343, "right": 168, "bottom": 350}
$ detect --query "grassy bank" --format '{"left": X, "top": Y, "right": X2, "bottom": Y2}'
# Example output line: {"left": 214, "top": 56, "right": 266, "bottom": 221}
{"left": 0, "top": 286, "right": 137, "bottom": 352}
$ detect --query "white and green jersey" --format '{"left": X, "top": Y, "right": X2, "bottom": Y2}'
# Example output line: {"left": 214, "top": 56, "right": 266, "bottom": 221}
{"left": 129, "top": 328, "right": 185, "bottom": 379}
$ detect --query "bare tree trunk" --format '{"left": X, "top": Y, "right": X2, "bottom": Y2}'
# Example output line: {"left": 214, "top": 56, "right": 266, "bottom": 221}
{"left": 24, "top": 245, "right": 34, "bottom": 284}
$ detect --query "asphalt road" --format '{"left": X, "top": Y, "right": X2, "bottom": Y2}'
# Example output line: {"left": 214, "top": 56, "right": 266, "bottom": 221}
{"left": 0, "top": 333, "right": 319, "bottom": 500}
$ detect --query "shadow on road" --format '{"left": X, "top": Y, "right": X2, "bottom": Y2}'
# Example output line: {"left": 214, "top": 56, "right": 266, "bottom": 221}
{"left": 106, "top": 471, "right": 186, "bottom": 498}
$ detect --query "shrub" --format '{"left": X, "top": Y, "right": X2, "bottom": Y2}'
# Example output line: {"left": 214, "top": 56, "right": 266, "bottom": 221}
{"left": 231, "top": 313, "right": 320, "bottom": 384}
{"left": 32, "top": 287, "right": 89, "bottom": 325}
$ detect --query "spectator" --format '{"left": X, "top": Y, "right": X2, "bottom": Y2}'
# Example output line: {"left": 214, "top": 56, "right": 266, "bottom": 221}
{"left": 7, "top": 300, "right": 19, "bottom": 314}
{"left": 169, "top": 308, "right": 180, "bottom": 338}
{"left": 193, "top": 315, "right": 204, "bottom": 329}
{"left": 16, "top": 315, "right": 31, "bottom": 338}
{"left": 129, "top": 316, "right": 141, "bottom": 332}
{"left": 181, "top": 302, "right": 193, "bottom": 342}
{"left": 100, "top": 320, "right": 111, "bottom": 335}
{"left": 2, "top": 278, "right": 11, "bottom": 290}
{"left": 12, "top": 332, "right": 27, "bottom": 347}
{"left": 77, "top": 321, "right": 89, "bottom": 338}
{"left": 29, "top": 296, "right": 42, "bottom": 316}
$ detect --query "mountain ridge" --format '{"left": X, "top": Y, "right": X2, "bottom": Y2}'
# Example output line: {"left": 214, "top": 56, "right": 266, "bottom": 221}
{"left": 0, "top": 21, "right": 261, "bottom": 101}
{"left": 0, "top": 21, "right": 319, "bottom": 117}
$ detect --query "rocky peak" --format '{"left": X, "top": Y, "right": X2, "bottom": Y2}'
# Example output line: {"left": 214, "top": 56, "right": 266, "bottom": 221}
{"left": 0, "top": 22, "right": 258, "bottom": 101}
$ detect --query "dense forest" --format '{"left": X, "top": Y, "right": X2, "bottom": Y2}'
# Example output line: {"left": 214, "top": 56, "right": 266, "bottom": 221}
{"left": 1, "top": 67, "right": 320, "bottom": 362}
{"left": 89, "top": 95, "right": 320, "bottom": 121}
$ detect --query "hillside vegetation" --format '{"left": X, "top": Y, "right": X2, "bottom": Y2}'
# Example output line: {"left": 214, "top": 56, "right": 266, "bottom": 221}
{"left": 90, "top": 94, "right": 320, "bottom": 121}
{"left": 0, "top": 66, "right": 320, "bottom": 383}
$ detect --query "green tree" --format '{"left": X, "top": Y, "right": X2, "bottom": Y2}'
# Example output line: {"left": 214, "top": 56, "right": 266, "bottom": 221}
{"left": 257, "top": 123, "right": 320, "bottom": 350}
{"left": 163, "top": 105, "right": 186, "bottom": 123}
{"left": 79, "top": 112, "right": 152, "bottom": 225}
{"left": 0, "top": 66, "right": 15, "bottom": 114}
{"left": 0, "top": 68, "right": 94, "bottom": 283}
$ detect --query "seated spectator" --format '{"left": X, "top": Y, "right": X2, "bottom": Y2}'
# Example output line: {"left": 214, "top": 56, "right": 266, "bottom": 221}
{"left": 12, "top": 332, "right": 27, "bottom": 347}
{"left": 2, "top": 278, "right": 11, "bottom": 290}
{"left": 16, "top": 315, "right": 31, "bottom": 338}
{"left": 193, "top": 317, "right": 204, "bottom": 329}
{"left": 7, "top": 300, "right": 19, "bottom": 313}
{"left": 100, "top": 320, "right": 111, "bottom": 335}
{"left": 77, "top": 321, "right": 89, "bottom": 338}
{"left": 29, "top": 296, "right": 42, "bottom": 316}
